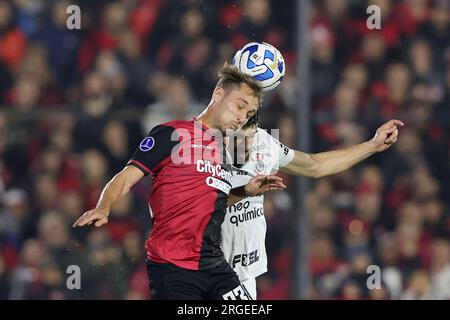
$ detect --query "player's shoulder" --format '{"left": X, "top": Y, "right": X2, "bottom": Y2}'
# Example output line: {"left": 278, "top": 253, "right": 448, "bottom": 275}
{"left": 254, "top": 128, "right": 279, "bottom": 149}
{"left": 255, "top": 128, "right": 272, "bottom": 140}
{"left": 142, "top": 121, "right": 191, "bottom": 143}
{"left": 147, "top": 120, "right": 195, "bottom": 135}
{"left": 158, "top": 119, "right": 194, "bottom": 129}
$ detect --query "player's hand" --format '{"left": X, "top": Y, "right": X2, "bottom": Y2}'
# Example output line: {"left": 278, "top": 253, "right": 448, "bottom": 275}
{"left": 72, "top": 207, "right": 110, "bottom": 228}
{"left": 245, "top": 175, "right": 286, "bottom": 197}
{"left": 370, "top": 119, "right": 404, "bottom": 152}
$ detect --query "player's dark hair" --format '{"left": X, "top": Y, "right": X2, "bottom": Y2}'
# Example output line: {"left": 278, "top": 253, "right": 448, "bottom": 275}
{"left": 216, "top": 62, "right": 262, "bottom": 104}
{"left": 242, "top": 110, "right": 260, "bottom": 130}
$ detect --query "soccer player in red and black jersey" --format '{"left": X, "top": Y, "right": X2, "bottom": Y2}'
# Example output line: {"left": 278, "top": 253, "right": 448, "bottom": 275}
{"left": 72, "top": 64, "right": 286, "bottom": 300}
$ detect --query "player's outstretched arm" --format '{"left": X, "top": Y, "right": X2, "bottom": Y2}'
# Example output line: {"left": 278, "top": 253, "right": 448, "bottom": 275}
{"left": 281, "top": 119, "right": 404, "bottom": 178}
{"left": 228, "top": 175, "right": 286, "bottom": 206}
{"left": 72, "top": 165, "right": 144, "bottom": 228}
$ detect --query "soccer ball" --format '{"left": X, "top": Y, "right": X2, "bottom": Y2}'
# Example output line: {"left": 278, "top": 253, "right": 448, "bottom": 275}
{"left": 232, "top": 42, "right": 285, "bottom": 92}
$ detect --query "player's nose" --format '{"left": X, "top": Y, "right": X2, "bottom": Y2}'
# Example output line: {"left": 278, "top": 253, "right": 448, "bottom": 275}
{"left": 233, "top": 118, "right": 243, "bottom": 129}
{"left": 236, "top": 111, "right": 246, "bottom": 124}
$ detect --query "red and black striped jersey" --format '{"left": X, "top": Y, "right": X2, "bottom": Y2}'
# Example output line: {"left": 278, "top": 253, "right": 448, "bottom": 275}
{"left": 127, "top": 119, "right": 234, "bottom": 271}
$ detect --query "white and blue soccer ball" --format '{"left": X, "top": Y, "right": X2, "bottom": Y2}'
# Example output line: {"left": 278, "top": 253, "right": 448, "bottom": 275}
{"left": 232, "top": 42, "right": 285, "bottom": 92}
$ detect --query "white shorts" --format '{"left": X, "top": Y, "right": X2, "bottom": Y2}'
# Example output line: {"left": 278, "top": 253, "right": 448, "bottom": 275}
{"left": 241, "top": 277, "right": 257, "bottom": 300}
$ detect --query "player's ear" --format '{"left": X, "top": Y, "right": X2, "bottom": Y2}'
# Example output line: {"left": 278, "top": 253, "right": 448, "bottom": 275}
{"left": 212, "top": 86, "right": 225, "bottom": 103}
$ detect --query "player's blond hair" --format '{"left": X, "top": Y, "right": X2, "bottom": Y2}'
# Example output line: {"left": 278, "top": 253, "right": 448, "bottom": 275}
{"left": 216, "top": 62, "right": 262, "bottom": 105}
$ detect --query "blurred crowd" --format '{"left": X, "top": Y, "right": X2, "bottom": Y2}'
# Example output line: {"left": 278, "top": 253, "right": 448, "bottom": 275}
{"left": 0, "top": 0, "right": 448, "bottom": 299}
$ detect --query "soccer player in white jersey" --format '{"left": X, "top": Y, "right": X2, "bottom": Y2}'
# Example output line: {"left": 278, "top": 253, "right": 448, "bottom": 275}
{"left": 222, "top": 113, "right": 403, "bottom": 299}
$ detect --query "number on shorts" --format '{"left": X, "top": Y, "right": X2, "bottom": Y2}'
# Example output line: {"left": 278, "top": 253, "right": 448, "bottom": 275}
{"left": 222, "top": 284, "right": 252, "bottom": 300}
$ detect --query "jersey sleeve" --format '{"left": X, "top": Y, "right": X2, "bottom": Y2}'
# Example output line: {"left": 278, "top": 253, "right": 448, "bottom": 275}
{"left": 231, "top": 169, "right": 252, "bottom": 189}
{"left": 271, "top": 135, "right": 295, "bottom": 168}
{"left": 127, "top": 124, "right": 179, "bottom": 176}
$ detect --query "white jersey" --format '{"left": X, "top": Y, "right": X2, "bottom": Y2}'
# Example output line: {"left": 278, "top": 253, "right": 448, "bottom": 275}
{"left": 221, "top": 128, "right": 294, "bottom": 281}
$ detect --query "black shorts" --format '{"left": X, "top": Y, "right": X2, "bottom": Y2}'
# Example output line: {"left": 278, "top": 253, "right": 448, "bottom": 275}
{"left": 146, "top": 260, "right": 253, "bottom": 300}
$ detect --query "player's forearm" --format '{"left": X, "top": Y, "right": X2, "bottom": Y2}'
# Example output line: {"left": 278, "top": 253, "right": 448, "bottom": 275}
{"left": 311, "top": 141, "right": 377, "bottom": 178}
{"left": 283, "top": 141, "right": 378, "bottom": 178}
{"left": 228, "top": 186, "right": 247, "bottom": 207}
{"left": 95, "top": 171, "right": 132, "bottom": 210}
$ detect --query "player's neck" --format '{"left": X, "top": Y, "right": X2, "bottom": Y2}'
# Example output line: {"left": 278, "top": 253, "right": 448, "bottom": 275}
{"left": 196, "top": 105, "right": 216, "bottom": 130}
{"left": 197, "top": 115, "right": 213, "bottom": 129}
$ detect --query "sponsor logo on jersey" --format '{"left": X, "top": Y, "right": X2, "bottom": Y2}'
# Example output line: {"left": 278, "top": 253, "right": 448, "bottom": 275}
{"left": 255, "top": 161, "right": 266, "bottom": 174}
{"left": 228, "top": 201, "right": 264, "bottom": 226}
{"left": 232, "top": 250, "right": 260, "bottom": 268}
{"left": 206, "top": 176, "right": 231, "bottom": 194}
{"left": 251, "top": 143, "right": 266, "bottom": 152}
{"left": 197, "top": 160, "right": 233, "bottom": 194}
{"left": 139, "top": 137, "right": 155, "bottom": 152}
{"left": 191, "top": 144, "right": 213, "bottom": 150}
{"left": 196, "top": 160, "right": 233, "bottom": 183}
{"left": 255, "top": 153, "right": 266, "bottom": 174}
{"left": 228, "top": 200, "right": 251, "bottom": 213}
